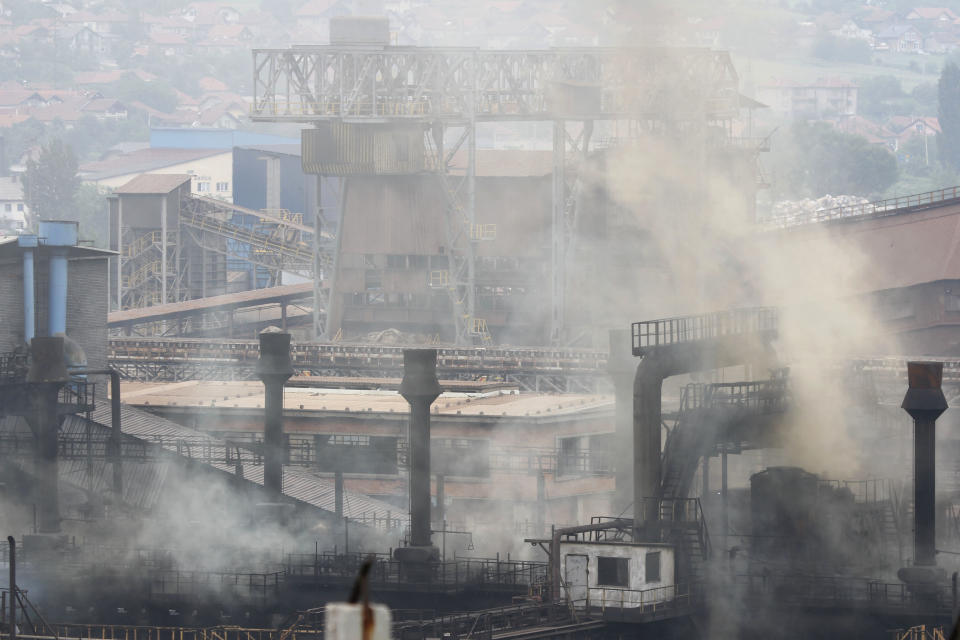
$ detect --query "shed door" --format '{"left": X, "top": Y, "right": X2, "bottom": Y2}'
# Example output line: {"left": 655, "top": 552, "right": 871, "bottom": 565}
{"left": 564, "top": 554, "right": 589, "bottom": 607}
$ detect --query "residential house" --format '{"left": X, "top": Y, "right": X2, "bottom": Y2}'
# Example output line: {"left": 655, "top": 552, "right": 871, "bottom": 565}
{"left": 904, "top": 7, "right": 960, "bottom": 25}
{"left": 924, "top": 31, "right": 960, "bottom": 53}
{"left": 0, "top": 175, "right": 27, "bottom": 233}
{"left": 755, "top": 78, "right": 858, "bottom": 120}
{"left": 888, "top": 116, "right": 941, "bottom": 144}
{"left": 831, "top": 115, "right": 896, "bottom": 149}
{"left": 58, "top": 25, "right": 117, "bottom": 57}
{"left": 875, "top": 24, "right": 924, "bottom": 51}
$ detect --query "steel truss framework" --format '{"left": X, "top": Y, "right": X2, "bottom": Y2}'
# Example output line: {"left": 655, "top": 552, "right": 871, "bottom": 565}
{"left": 119, "top": 193, "right": 316, "bottom": 318}
{"left": 250, "top": 46, "right": 741, "bottom": 345}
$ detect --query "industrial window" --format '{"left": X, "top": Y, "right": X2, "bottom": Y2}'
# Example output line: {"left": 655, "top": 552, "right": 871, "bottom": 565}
{"left": 16, "top": 204, "right": 23, "bottom": 211}
{"left": 387, "top": 255, "right": 406, "bottom": 268}
{"left": 408, "top": 255, "right": 428, "bottom": 269}
{"left": 3, "top": 204, "right": 9, "bottom": 212}
{"left": 645, "top": 552, "right": 661, "bottom": 582}
{"left": 327, "top": 434, "right": 370, "bottom": 446}
{"left": 947, "top": 293, "right": 960, "bottom": 312}
{"left": 196, "top": 181, "right": 210, "bottom": 192}
{"left": 216, "top": 182, "right": 229, "bottom": 192}
{"left": 596, "top": 557, "right": 629, "bottom": 587}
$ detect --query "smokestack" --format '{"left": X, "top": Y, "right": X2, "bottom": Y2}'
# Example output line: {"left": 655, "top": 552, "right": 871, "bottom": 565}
{"left": 256, "top": 328, "right": 293, "bottom": 494}
{"left": 37, "top": 221, "right": 78, "bottom": 337}
{"left": 398, "top": 349, "right": 441, "bottom": 549}
{"left": 26, "top": 336, "right": 70, "bottom": 534}
{"left": 901, "top": 361, "right": 948, "bottom": 568}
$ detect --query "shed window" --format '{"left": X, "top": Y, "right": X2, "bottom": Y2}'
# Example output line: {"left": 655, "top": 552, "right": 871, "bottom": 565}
{"left": 596, "top": 556, "right": 628, "bottom": 587}
{"left": 645, "top": 552, "right": 661, "bottom": 582}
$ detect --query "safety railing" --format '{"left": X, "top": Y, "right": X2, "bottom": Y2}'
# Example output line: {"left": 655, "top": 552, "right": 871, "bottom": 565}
{"left": 282, "top": 553, "right": 546, "bottom": 589}
{"left": 817, "top": 478, "right": 897, "bottom": 504}
{"left": 890, "top": 625, "right": 948, "bottom": 640}
{"left": 0, "top": 351, "right": 27, "bottom": 384}
{"left": 766, "top": 185, "right": 960, "bottom": 229}
{"left": 32, "top": 624, "right": 315, "bottom": 640}
{"left": 735, "top": 573, "right": 954, "bottom": 612}
{"left": 582, "top": 583, "right": 692, "bottom": 613}
{"left": 150, "top": 570, "right": 283, "bottom": 600}
{"left": 631, "top": 307, "right": 778, "bottom": 356}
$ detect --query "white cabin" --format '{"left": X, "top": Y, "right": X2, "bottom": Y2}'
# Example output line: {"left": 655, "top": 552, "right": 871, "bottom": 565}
{"left": 559, "top": 540, "right": 676, "bottom": 610}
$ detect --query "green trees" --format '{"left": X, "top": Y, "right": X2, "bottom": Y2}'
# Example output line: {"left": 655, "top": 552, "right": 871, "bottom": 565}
{"left": 20, "top": 139, "right": 108, "bottom": 245}
{"left": 771, "top": 122, "right": 899, "bottom": 199}
{"left": 938, "top": 62, "right": 960, "bottom": 170}
{"left": 21, "top": 139, "right": 80, "bottom": 227}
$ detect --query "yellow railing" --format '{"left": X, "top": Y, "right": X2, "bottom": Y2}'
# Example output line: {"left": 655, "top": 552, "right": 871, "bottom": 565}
{"left": 429, "top": 270, "right": 450, "bottom": 288}
{"left": 123, "top": 261, "right": 162, "bottom": 289}
{"left": 125, "top": 231, "right": 176, "bottom": 258}
{"left": 470, "top": 223, "right": 496, "bottom": 241}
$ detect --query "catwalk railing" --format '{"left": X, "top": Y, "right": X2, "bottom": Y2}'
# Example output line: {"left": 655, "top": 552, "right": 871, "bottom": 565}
{"left": 765, "top": 185, "right": 960, "bottom": 229}
{"left": 631, "top": 307, "right": 779, "bottom": 356}
{"left": 283, "top": 552, "right": 547, "bottom": 589}
{"left": 735, "top": 573, "right": 955, "bottom": 613}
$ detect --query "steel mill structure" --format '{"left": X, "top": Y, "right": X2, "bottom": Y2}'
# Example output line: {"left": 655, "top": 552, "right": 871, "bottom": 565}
{"left": 248, "top": 45, "right": 749, "bottom": 345}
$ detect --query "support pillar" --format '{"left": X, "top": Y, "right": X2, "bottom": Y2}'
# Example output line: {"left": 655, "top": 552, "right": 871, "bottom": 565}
{"left": 607, "top": 329, "right": 634, "bottom": 514}
{"left": 256, "top": 328, "right": 293, "bottom": 495}
{"left": 19, "top": 236, "right": 36, "bottom": 344}
{"left": 334, "top": 470, "right": 344, "bottom": 518}
{"left": 536, "top": 472, "right": 546, "bottom": 536}
{"left": 721, "top": 449, "right": 729, "bottom": 554}
{"left": 26, "top": 337, "right": 69, "bottom": 535}
{"left": 702, "top": 455, "right": 710, "bottom": 500}
{"left": 7, "top": 536, "right": 14, "bottom": 640}
{"left": 435, "top": 474, "right": 445, "bottom": 525}
{"left": 48, "top": 248, "right": 67, "bottom": 336}
{"left": 899, "top": 362, "right": 948, "bottom": 576}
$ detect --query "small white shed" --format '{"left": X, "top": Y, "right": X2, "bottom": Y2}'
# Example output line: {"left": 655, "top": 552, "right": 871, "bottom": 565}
{"left": 559, "top": 540, "right": 676, "bottom": 610}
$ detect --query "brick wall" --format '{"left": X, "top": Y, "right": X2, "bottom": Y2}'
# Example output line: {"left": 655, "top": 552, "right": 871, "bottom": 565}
{"left": 0, "top": 253, "right": 108, "bottom": 370}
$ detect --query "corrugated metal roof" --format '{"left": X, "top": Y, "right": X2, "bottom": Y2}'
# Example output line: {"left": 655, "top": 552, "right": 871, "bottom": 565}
{"left": 1, "top": 404, "right": 403, "bottom": 522}
{"left": 111, "top": 173, "right": 193, "bottom": 194}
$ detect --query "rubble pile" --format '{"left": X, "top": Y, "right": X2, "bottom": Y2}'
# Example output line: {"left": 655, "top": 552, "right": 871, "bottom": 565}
{"left": 767, "top": 194, "right": 871, "bottom": 226}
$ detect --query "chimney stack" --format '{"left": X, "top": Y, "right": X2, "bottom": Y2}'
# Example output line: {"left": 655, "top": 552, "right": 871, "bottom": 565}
{"left": 256, "top": 328, "right": 293, "bottom": 494}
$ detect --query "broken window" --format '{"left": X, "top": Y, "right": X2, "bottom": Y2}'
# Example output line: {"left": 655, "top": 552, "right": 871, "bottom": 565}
{"left": 596, "top": 556, "right": 629, "bottom": 587}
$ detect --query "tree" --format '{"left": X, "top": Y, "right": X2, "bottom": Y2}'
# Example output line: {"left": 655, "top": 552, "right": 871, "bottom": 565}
{"left": 770, "top": 122, "right": 898, "bottom": 199}
{"left": 21, "top": 139, "right": 80, "bottom": 229}
{"left": 938, "top": 62, "right": 960, "bottom": 170}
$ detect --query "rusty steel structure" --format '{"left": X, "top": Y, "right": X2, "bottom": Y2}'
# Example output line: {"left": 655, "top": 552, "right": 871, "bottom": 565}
{"left": 250, "top": 46, "right": 741, "bottom": 344}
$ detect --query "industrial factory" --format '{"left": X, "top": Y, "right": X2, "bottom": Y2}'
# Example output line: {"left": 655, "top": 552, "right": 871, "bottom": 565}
{"left": 4, "top": 11, "right": 960, "bottom": 640}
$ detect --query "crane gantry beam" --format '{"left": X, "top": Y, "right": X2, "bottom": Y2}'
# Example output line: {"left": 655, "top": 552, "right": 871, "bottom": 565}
{"left": 250, "top": 45, "right": 741, "bottom": 345}
{"left": 250, "top": 47, "right": 740, "bottom": 123}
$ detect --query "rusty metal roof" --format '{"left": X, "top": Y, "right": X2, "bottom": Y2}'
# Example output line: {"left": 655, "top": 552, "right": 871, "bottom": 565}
{"left": 111, "top": 173, "right": 193, "bottom": 194}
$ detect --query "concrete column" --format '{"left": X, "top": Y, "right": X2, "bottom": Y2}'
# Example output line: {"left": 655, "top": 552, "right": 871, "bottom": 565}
{"left": 20, "top": 237, "right": 36, "bottom": 344}
{"left": 435, "top": 473, "right": 445, "bottom": 525}
{"left": 334, "top": 470, "right": 344, "bottom": 518}
{"left": 607, "top": 329, "right": 634, "bottom": 514}
{"left": 536, "top": 472, "right": 546, "bottom": 536}
{"left": 256, "top": 328, "right": 293, "bottom": 494}
{"left": 399, "top": 349, "right": 441, "bottom": 550}
{"left": 26, "top": 337, "right": 70, "bottom": 534}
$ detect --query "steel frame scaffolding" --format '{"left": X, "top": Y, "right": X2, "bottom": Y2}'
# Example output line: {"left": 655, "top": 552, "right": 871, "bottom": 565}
{"left": 250, "top": 46, "right": 741, "bottom": 345}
